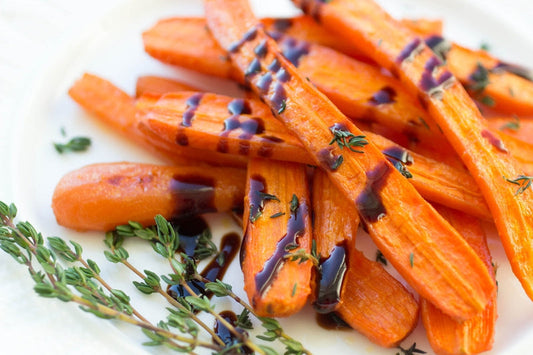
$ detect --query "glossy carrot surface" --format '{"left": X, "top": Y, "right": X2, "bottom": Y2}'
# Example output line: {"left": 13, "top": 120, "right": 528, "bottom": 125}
{"left": 206, "top": 0, "right": 494, "bottom": 320}
{"left": 293, "top": 0, "right": 533, "bottom": 302}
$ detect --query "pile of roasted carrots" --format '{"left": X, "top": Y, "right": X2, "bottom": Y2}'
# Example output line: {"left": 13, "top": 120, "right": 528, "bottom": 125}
{"left": 51, "top": 0, "right": 533, "bottom": 353}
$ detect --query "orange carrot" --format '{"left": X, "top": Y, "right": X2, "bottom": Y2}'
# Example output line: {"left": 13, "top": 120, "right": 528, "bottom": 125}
{"left": 138, "top": 91, "right": 312, "bottom": 165}
{"left": 142, "top": 17, "right": 533, "bottom": 172}
{"left": 444, "top": 43, "right": 533, "bottom": 115}
{"left": 139, "top": 91, "right": 491, "bottom": 219}
{"left": 487, "top": 116, "right": 533, "bottom": 143}
{"left": 241, "top": 158, "right": 312, "bottom": 317}
{"left": 69, "top": 73, "right": 247, "bottom": 168}
{"left": 421, "top": 205, "right": 496, "bottom": 355}
{"left": 206, "top": 0, "right": 494, "bottom": 320}
{"left": 294, "top": 0, "right": 532, "bottom": 300}
{"left": 313, "top": 169, "right": 418, "bottom": 347}
{"left": 135, "top": 75, "right": 198, "bottom": 98}
{"left": 52, "top": 162, "right": 245, "bottom": 231}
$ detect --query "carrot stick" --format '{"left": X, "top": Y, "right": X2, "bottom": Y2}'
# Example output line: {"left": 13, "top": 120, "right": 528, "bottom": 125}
{"left": 139, "top": 91, "right": 491, "bottom": 219}
{"left": 142, "top": 17, "right": 441, "bottom": 151}
{"left": 135, "top": 75, "right": 198, "bottom": 98}
{"left": 487, "top": 116, "right": 533, "bottom": 144}
{"left": 205, "top": 0, "right": 494, "bottom": 320}
{"left": 241, "top": 158, "right": 312, "bottom": 317}
{"left": 142, "top": 17, "right": 533, "bottom": 172}
{"left": 69, "top": 73, "right": 247, "bottom": 168}
{"left": 138, "top": 91, "right": 311, "bottom": 165}
{"left": 52, "top": 162, "right": 246, "bottom": 231}
{"left": 294, "top": 0, "right": 533, "bottom": 300}
{"left": 444, "top": 43, "right": 533, "bottom": 115}
{"left": 421, "top": 205, "right": 496, "bottom": 355}
{"left": 313, "top": 169, "right": 419, "bottom": 347}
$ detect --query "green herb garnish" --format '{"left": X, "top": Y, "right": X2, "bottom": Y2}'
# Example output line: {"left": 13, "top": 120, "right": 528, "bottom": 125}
{"left": 329, "top": 125, "right": 368, "bottom": 153}
{"left": 469, "top": 62, "right": 490, "bottom": 92}
{"left": 504, "top": 175, "right": 533, "bottom": 195}
{"left": 396, "top": 342, "right": 426, "bottom": 355}
{"left": 0, "top": 201, "right": 310, "bottom": 355}
{"left": 499, "top": 116, "right": 520, "bottom": 131}
{"left": 54, "top": 136, "right": 91, "bottom": 154}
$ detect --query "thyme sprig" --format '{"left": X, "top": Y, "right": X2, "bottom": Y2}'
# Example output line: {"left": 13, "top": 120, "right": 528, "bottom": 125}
{"left": 0, "top": 201, "right": 310, "bottom": 355}
{"left": 53, "top": 136, "right": 92, "bottom": 154}
{"left": 329, "top": 125, "right": 368, "bottom": 153}
{"left": 504, "top": 175, "right": 533, "bottom": 195}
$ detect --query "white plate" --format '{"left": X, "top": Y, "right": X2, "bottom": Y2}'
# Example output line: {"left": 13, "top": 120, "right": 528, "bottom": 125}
{"left": 1, "top": 0, "right": 533, "bottom": 354}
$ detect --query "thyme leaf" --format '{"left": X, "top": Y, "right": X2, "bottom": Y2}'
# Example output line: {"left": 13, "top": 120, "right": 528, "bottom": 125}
{"left": 329, "top": 125, "right": 368, "bottom": 153}
{"left": 504, "top": 175, "right": 533, "bottom": 195}
{"left": 53, "top": 136, "right": 91, "bottom": 154}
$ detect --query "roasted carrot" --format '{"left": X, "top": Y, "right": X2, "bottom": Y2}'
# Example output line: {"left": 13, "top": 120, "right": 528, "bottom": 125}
{"left": 421, "top": 205, "right": 496, "bottom": 355}
{"left": 205, "top": 0, "right": 494, "bottom": 320}
{"left": 137, "top": 91, "right": 312, "bottom": 165}
{"left": 241, "top": 158, "right": 312, "bottom": 317}
{"left": 293, "top": 0, "right": 532, "bottom": 300}
{"left": 69, "top": 73, "right": 247, "bottom": 168}
{"left": 313, "top": 169, "right": 418, "bottom": 347}
{"left": 143, "top": 17, "right": 443, "bottom": 153}
{"left": 52, "top": 162, "right": 245, "bottom": 231}
{"left": 139, "top": 91, "right": 491, "bottom": 219}
{"left": 487, "top": 116, "right": 533, "bottom": 144}
{"left": 444, "top": 43, "right": 533, "bottom": 115}
{"left": 143, "top": 17, "right": 533, "bottom": 172}
{"left": 135, "top": 75, "right": 198, "bottom": 98}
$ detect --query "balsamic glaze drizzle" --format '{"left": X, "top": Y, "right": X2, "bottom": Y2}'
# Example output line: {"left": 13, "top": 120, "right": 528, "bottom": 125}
{"left": 383, "top": 146, "right": 413, "bottom": 179}
{"left": 369, "top": 86, "right": 397, "bottom": 105}
{"left": 314, "top": 244, "right": 348, "bottom": 314}
{"left": 397, "top": 38, "right": 423, "bottom": 63}
{"left": 355, "top": 162, "right": 391, "bottom": 222}
{"left": 170, "top": 175, "right": 216, "bottom": 217}
{"left": 181, "top": 93, "right": 204, "bottom": 127}
{"left": 481, "top": 129, "right": 508, "bottom": 153}
{"left": 228, "top": 26, "right": 258, "bottom": 53}
{"left": 255, "top": 199, "right": 308, "bottom": 295}
{"left": 167, "top": 232, "right": 240, "bottom": 299}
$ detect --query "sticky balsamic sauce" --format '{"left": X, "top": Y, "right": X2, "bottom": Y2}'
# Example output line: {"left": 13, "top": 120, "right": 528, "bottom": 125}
{"left": 218, "top": 99, "right": 259, "bottom": 154}
{"left": 254, "top": 39, "right": 268, "bottom": 58}
{"left": 317, "top": 147, "right": 342, "bottom": 171}
{"left": 382, "top": 146, "right": 413, "bottom": 165}
{"left": 228, "top": 26, "right": 258, "bottom": 53}
{"left": 481, "top": 129, "right": 508, "bottom": 153}
{"left": 174, "top": 215, "right": 209, "bottom": 257}
{"left": 257, "top": 72, "right": 273, "bottom": 94}
{"left": 167, "top": 232, "right": 240, "bottom": 299}
{"left": 181, "top": 93, "right": 204, "bottom": 127}
{"left": 315, "top": 312, "right": 352, "bottom": 331}
{"left": 276, "top": 68, "right": 291, "bottom": 83}
{"left": 425, "top": 35, "right": 445, "bottom": 50}
{"left": 396, "top": 38, "right": 422, "bottom": 63}
{"left": 419, "top": 58, "right": 454, "bottom": 95}
{"left": 213, "top": 310, "right": 252, "bottom": 353}
{"left": 248, "top": 175, "right": 267, "bottom": 222}
{"left": 272, "top": 18, "right": 293, "bottom": 32}
{"left": 369, "top": 86, "right": 397, "bottom": 105}
{"left": 267, "top": 58, "right": 281, "bottom": 72}
{"left": 279, "top": 37, "right": 310, "bottom": 67}
{"left": 355, "top": 162, "right": 391, "bottom": 222}
{"left": 255, "top": 200, "right": 308, "bottom": 295}
{"left": 170, "top": 175, "right": 216, "bottom": 217}
{"left": 383, "top": 146, "right": 413, "bottom": 178}
{"left": 270, "top": 82, "right": 287, "bottom": 113}
{"left": 314, "top": 244, "right": 348, "bottom": 314}
{"left": 245, "top": 58, "right": 261, "bottom": 77}
{"left": 493, "top": 62, "right": 533, "bottom": 82}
